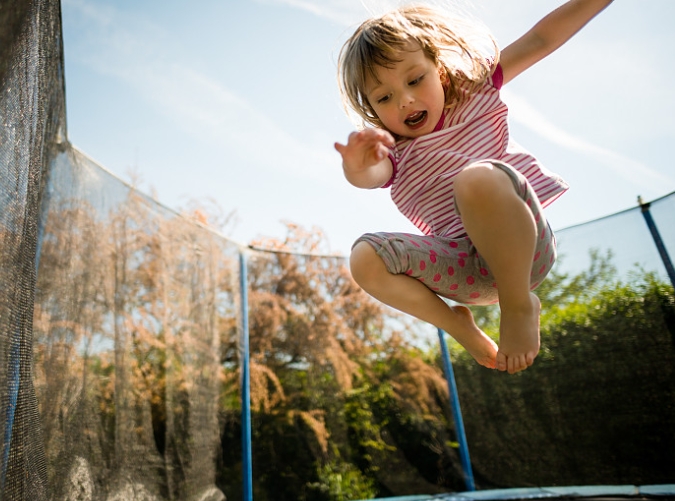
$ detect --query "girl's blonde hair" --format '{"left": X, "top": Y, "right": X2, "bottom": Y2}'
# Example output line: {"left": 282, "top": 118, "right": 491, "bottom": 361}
{"left": 337, "top": 4, "right": 499, "bottom": 130}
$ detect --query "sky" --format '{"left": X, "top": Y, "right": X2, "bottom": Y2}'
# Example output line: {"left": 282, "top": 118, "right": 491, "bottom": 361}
{"left": 60, "top": 0, "right": 675, "bottom": 257}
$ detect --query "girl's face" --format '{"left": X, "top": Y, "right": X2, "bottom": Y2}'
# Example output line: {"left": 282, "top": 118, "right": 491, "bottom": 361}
{"left": 365, "top": 42, "right": 446, "bottom": 138}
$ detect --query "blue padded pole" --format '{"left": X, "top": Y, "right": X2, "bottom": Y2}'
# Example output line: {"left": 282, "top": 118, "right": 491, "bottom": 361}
{"left": 639, "top": 197, "right": 675, "bottom": 290}
{"left": 437, "top": 328, "right": 475, "bottom": 491}
{"left": 239, "top": 252, "right": 253, "bottom": 501}
{"left": 2, "top": 173, "right": 51, "bottom": 491}
{"left": 1, "top": 332, "right": 20, "bottom": 492}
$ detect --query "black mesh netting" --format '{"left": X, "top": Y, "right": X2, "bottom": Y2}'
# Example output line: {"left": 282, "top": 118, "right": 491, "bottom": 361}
{"left": 34, "top": 148, "right": 237, "bottom": 500}
{"left": 1, "top": 0, "right": 675, "bottom": 500}
{"left": 0, "top": 0, "right": 64, "bottom": 498}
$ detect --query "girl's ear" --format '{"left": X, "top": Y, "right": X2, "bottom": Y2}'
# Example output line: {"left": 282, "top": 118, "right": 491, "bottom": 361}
{"left": 439, "top": 66, "right": 450, "bottom": 88}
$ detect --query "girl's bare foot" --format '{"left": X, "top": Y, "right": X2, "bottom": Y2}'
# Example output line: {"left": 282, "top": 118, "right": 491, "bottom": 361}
{"left": 449, "top": 305, "right": 498, "bottom": 369}
{"left": 496, "top": 293, "right": 541, "bottom": 374}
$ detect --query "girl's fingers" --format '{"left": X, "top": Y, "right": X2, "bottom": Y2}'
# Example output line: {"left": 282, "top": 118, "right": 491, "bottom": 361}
{"left": 376, "top": 143, "right": 389, "bottom": 160}
{"left": 359, "top": 128, "right": 392, "bottom": 144}
{"left": 367, "top": 128, "right": 395, "bottom": 146}
{"left": 352, "top": 131, "right": 394, "bottom": 152}
{"left": 336, "top": 129, "right": 394, "bottom": 164}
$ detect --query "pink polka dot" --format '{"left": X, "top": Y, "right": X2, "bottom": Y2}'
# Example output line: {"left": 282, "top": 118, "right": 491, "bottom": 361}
{"left": 492, "top": 282, "right": 498, "bottom": 288}
{"left": 550, "top": 255, "right": 554, "bottom": 264}
{"left": 441, "top": 248, "right": 450, "bottom": 255}
{"left": 422, "top": 240, "right": 432, "bottom": 246}
{"left": 533, "top": 251, "right": 541, "bottom": 262}
{"left": 470, "top": 292, "right": 480, "bottom": 299}
{"left": 419, "top": 260, "right": 426, "bottom": 271}
{"left": 539, "top": 264, "right": 546, "bottom": 275}
{"left": 448, "top": 266, "right": 455, "bottom": 276}
{"left": 479, "top": 267, "right": 489, "bottom": 276}
{"left": 458, "top": 252, "right": 468, "bottom": 258}
{"left": 449, "top": 284, "right": 458, "bottom": 290}
{"left": 466, "top": 276, "right": 475, "bottom": 285}
{"left": 526, "top": 198, "right": 532, "bottom": 207}
{"left": 405, "top": 269, "right": 413, "bottom": 276}
{"left": 433, "top": 273, "right": 442, "bottom": 282}
{"left": 545, "top": 243, "right": 550, "bottom": 254}
{"left": 418, "top": 278, "right": 426, "bottom": 283}
{"left": 431, "top": 287, "right": 439, "bottom": 291}
{"left": 531, "top": 282, "right": 540, "bottom": 289}
{"left": 410, "top": 240, "right": 421, "bottom": 248}
{"left": 540, "top": 228, "right": 546, "bottom": 239}
{"left": 535, "top": 213, "right": 541, "bottom": 222}
{"left": 429, "top": 251, "right": 437, "bottom": 263}
{"left": 458, "top": 258, "right": 466, "bottom": 268}
{"left": 449, "top": 242, "right": 459, "bottom": 248}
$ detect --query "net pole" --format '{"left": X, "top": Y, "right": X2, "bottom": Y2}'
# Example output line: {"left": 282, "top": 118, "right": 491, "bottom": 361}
{"left": 1, "top": 332, "right": 20, "bottom": 493}
{"left": 239, "top": 252, "right": 253, "bottom": 501}
{"left": 1, "top": 102, "right": 52, "bottom": 495}
{"left": 437, "top": 328, "right": 475, "bottom": 491}
{"left": 639, "top": 197, "right": 675, "bottom": 289}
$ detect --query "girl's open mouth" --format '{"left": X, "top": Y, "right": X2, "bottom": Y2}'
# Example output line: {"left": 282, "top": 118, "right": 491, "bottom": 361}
{"left": 404, "top": 110, "right": 427, "bottom": 128}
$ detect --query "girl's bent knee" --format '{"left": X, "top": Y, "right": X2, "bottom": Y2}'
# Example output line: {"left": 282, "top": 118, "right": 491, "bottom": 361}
{"left": 350, "top": 242, "right": 385, "bottom": 286}
{"left": 455, "top": 163, "right": 513, "bottom": 204}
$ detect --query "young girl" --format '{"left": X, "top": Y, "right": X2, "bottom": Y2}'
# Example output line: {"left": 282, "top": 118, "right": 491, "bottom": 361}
{"left": 334, "top": 0, "right": 612, "bottom": 374}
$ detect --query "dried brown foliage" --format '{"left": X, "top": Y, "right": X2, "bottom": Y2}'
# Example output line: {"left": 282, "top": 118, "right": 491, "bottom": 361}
{"left": 33, "top": 160, "right": 461, "bottom": 498}
{"left": 33, "top": 165, "right": 237, "bottom": 498}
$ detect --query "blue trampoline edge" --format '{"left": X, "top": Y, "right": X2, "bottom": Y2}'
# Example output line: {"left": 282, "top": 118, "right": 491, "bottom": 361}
{"left": 356, "top": 485, "right": 675, "bottom": 501}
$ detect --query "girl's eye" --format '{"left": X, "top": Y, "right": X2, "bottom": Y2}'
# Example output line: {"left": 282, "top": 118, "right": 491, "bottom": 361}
{"left": 376, "top": 95, "right": 390, "bottom": 104}
{"left": 409, "top": 75, "right": 424, "bottom": 86}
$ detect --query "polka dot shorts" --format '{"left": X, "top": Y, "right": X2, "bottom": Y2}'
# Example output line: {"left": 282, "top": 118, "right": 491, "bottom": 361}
{"left": 353, "top": 161, "right": 557, "bottom": 306}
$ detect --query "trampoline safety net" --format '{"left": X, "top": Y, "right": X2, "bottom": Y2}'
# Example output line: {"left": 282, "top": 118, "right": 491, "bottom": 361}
{"left": 1, "top": 1, "right": 674, "bottom": 500}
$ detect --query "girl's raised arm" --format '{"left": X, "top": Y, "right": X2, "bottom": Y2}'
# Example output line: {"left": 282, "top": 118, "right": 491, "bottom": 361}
{"left": 500, "top": 0, "right": 613, "bottom": 85}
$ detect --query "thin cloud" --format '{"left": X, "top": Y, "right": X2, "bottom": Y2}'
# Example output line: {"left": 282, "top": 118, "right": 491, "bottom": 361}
{"left": 63, "top": 0, "right": 113, "bottom": 26}
{"left": 252, "top": 0, "right": 493, "bottom": 28}
{"left": 64, "top": 0, "right": 337, "bottom": 184}
{"left": 501, "top": 88, "right": 675, "bottom": 191}
{"left": 251, "top": 0, "right": 395, "bottom": 26}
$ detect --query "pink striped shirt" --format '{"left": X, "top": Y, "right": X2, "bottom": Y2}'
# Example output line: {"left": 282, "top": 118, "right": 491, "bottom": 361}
{"left": 383, "top": 64, "right": 568, "bottom": 239}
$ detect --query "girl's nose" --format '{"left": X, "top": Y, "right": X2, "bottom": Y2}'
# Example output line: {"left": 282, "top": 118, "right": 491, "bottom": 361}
{"left": 399, "top": 92, "right": 414, "bottom": 108}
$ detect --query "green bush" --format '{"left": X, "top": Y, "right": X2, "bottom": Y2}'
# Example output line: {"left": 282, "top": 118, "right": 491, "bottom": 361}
{"left": 455, "top": 268, "right": 675, "bottom": 488}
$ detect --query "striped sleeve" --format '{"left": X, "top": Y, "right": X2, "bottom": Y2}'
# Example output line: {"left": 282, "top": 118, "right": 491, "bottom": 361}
{"left": 491, "top": 63, "right": 503, "bottom": 90}
{"left": 381, "top": 152, "right": 398, "bottom": 189}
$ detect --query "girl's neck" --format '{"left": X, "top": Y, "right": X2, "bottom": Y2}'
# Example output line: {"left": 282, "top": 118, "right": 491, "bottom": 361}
{"left": 433, "top": 110, "right": 447, "bottom": 133}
